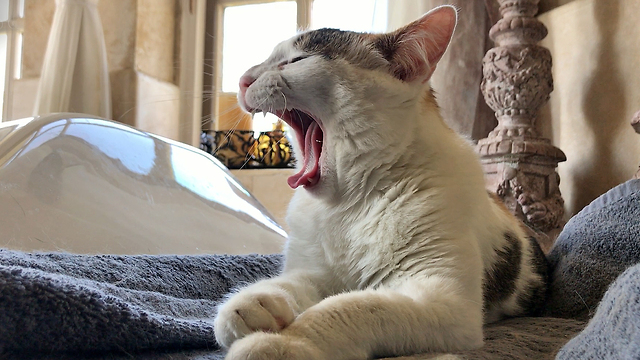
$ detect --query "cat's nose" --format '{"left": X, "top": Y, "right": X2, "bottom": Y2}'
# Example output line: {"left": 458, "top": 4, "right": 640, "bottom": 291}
{"left": 239, "top": 75, "right": 255, "bottom": 95}
{"left": 238, "top": 75, "right": 256, "bottom": 112}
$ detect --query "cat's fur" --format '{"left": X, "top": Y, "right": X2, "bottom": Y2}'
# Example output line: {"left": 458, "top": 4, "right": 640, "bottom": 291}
{"left": 214, "top": 6, "right": 548, "bottom": 360}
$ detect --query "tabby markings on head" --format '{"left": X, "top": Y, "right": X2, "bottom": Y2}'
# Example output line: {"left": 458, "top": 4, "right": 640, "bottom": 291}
{"left": 293, "top": 28, "right": 389, "bottom": 71}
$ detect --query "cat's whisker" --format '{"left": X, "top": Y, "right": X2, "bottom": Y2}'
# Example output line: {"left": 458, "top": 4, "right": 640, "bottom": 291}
{"left": 252, "top": 96, "right": 272, "bottom": 115}
{"left": 211, "top": 112, "right": 252, "bottom": 156}
{"left": 281, "top": 91, "right": 288, "bottom": 111}
{"left": 238, "top": 152, "right": 254, "bottom": 170}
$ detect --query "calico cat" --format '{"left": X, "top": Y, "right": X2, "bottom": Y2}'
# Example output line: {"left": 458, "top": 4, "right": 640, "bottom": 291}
{"left": 214, "top": 5, "right": 547, "bottom": 360}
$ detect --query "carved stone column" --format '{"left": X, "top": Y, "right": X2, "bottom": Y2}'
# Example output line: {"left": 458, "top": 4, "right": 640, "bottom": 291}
{"left": 477, "top": 0, "right": 566, "bottom": 250}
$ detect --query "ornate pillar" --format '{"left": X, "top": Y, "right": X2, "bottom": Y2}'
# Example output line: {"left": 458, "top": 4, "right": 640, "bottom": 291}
{"left": 477, "top": 0, "right": 566, "bottom": 250}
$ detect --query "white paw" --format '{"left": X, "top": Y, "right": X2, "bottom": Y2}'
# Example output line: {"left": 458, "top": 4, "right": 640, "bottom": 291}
{"left": 225, "top": 332, "right": 324, "bottom": 360}
{"left": 214, "top": 290, "right": 297, "bottom": 348}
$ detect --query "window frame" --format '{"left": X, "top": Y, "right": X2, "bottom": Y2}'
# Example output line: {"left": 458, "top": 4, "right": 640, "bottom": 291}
{"left": 204, "top": 0, "right": 312, "bottom": 131}
{"left": 0, "top": 0, "right": 24, "bottom": 122}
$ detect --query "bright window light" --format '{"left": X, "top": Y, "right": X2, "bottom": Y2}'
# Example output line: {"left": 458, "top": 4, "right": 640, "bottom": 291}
{"left": 0, "top": 1, "right": 8, "bottom": 22}
{"left": 222, "top": 2, "right": 298, "bottom": 93}
{"left": 312, "top": 0, "right": 388, "bottom": 33}
{"left": 221, "top": 2, "right": 297, "bottom": 132}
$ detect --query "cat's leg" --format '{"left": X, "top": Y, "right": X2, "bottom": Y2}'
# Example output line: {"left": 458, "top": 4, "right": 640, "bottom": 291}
{"left": 213, "top": 270, "right": 325, "bottom": 348}
{"left": 224, "top": 275, "right": 483, "bottom": 360}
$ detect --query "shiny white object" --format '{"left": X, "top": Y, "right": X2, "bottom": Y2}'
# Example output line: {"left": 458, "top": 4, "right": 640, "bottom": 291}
{"left": 0, "top": 114, "right": 286, "bottom": 255}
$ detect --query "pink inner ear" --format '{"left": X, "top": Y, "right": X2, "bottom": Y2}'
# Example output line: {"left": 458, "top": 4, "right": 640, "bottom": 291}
{"left": 389, "top": 5, "right": 457, "bottom": 83}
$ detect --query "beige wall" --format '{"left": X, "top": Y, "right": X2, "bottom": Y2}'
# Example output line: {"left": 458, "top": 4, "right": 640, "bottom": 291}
{"left": 538, "top": 0, "right": 640, "bottom": 216}
{"left": 135, "top": 0, "right": 176, "bottom": 84}
{"left": 20, "top": 0, "right": 181, "bottom": 140}
{"left": 231, "top": 169, "right": 296, "bottom": 231}
{"left": 539, "top": 0, "right": 577, "bottom": 13}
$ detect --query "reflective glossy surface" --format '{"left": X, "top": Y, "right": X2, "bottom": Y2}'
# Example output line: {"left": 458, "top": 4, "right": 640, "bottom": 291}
{"left": 0, "top": 114, "right": 286, "bottom": 255}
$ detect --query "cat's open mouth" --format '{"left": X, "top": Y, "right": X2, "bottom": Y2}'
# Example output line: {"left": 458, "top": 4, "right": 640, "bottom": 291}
{"left": 276, "top": 109, "right": 323, "bottom": 189}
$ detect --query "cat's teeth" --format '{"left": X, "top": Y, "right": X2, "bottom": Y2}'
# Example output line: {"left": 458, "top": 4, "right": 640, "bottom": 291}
{"left": 307, "top": 177, "right": 317, "bottom": 185}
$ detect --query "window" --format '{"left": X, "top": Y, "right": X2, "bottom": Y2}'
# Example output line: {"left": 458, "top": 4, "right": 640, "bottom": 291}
{"left": 204, "top": 0, "right": 387, "bottom": 133}
{"left": 311, "top": 0, "right": 387, "bottom": 33}
{"left": 219, "top": 1, "right": 298, "bottom": 132}
{"left": 0, "top": 0, "right": 24, "bottom": 122}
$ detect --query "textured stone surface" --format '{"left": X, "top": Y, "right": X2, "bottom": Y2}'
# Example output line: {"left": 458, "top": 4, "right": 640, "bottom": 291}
{"left": 22, "top": 0, "right": 55, "bottom": 79}
{"left": 477, "top": 0, "right": 566, "bottom": 243}
{"left": 136, "top": 0, "right": 176, "bottom": 84}
{"left": 101, "top": 0, "right": 137, "bottom": 72}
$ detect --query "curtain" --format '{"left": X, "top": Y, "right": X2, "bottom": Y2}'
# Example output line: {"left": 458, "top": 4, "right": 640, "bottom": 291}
{"left": 33, "top": 0, "right": 111, "bottom": 119}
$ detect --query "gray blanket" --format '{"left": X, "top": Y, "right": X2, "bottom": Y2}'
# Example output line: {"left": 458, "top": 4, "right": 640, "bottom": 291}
{"left": 0, "top": 250, "right": 282, "bottom": 359}
{"left": 545, "top": 179, "right": 640, "bottom": 320}
{"left": 556, "top": 263, "right": 640, "bottom": 359}
{"left": 0, "top": 249, "right": 586, "bottom": 360}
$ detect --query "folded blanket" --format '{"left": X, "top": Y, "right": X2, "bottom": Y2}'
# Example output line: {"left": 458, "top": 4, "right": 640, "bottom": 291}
{"left": 0, "top": 248, "right": 587, "bottom": 360}
{"left": 0, "top": 250, "right": 283, "bottom": 357}
{"left": 556, "top": 263, "right": 640, "bottom": 359}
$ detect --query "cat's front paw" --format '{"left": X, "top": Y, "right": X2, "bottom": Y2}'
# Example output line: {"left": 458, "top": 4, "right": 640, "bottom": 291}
{"left": 214, "top": 290, "right": 296, "bottom": 348}
{"left": 225, "top": 332, "right": 324, "bottom": 360}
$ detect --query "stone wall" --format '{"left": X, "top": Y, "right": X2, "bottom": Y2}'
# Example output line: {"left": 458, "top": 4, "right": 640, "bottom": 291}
{"left": 18, "top": 0, "right": 181, "bottom": 141}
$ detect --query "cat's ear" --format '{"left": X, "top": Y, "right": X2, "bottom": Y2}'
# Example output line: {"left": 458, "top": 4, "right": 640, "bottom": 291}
{"left": 378, "top": 5, "right": 457, "bottom": 83}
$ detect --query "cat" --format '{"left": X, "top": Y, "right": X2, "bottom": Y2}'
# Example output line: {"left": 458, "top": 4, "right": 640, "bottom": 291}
{"left": 214, "top": 5, "right": 548, "bottom": 360}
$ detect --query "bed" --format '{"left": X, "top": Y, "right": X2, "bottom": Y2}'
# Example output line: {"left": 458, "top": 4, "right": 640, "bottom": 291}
{"left": 1, "top": 117, "right": 639, "bottom": 359}
{"left": 2, "top": 1, "right": 640, "bottom": 359}
{"left": 1, "top": 116, "right": 638, "bottom": 359}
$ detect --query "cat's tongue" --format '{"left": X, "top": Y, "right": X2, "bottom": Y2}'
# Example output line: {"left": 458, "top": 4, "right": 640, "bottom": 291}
{"left": 288, "top": 121, "right": 322, "bottom": 189}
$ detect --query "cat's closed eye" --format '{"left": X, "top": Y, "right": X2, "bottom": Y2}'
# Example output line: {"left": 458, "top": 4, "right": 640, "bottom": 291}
{"left": 278, "top": 56, "right": 308, "bottom": 69}
{"left": 289, "top": 56, "right": 307, "bottom": 63}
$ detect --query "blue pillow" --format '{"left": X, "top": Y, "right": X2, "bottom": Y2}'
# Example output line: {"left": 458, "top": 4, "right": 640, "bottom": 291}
{"left": 545, "top": 179, "right": 640, "bottom": 320}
